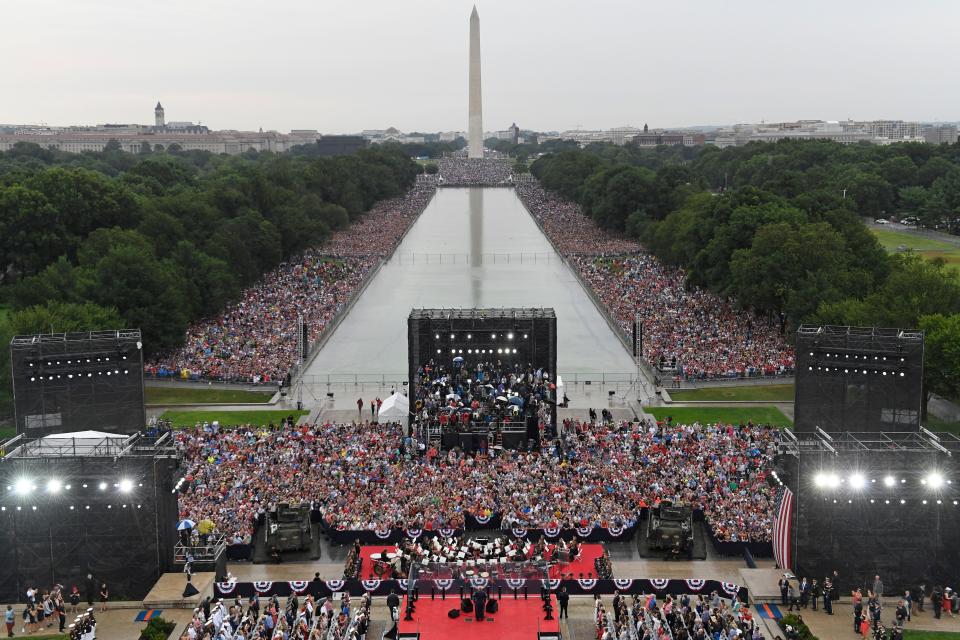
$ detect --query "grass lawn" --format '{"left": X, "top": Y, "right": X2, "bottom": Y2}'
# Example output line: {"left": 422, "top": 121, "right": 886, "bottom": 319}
{"left": 644, "top": 406, "right": 793, "bottom": 426}
{"left": 872, "top": 227, "right": 960, "bottom": 266}
{"left": 145, "top": 386, "right": 273, "bottom": 405}
{"left": 159, "top": 409, "right": 308, "bottom": 428}
{"left": 668, "top": 384, "right": 794, "bottom": 402}
{"left": 0, "top": 426, "right": 15, "bottom": 441}
{"left": 924, "top": 415, "right": 960, "bottom": 435}
{"left": 904, "top": 631, "right": 960, "bottom": 639}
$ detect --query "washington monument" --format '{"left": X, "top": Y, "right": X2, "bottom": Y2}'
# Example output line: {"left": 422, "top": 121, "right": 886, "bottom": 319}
{"left": 468, "top": 5, "right": 483, "bottom": 159}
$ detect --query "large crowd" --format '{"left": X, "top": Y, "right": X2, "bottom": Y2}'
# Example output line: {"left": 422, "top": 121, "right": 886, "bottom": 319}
{"left": 593, "top": 591, "right": 763, "bottom": 640}
{"left": 437, "top": 157, "right": 512, "bottom": 185}
{"left": 147, "top": 184, "right": 435, "bottom": 383}
{"left": 174, "top": 416, "right": 779, "bottom": 544}
{"left": 515, "top": 182, "right": 794, "bottom": 380}
{"left": 180, "top": 591, "right": 370, "bottom": 640}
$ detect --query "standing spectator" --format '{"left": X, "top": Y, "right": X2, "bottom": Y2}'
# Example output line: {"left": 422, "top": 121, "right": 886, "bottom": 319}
{"left": 779, "top": 575, "right": 789, "bottom": 606}
{"left": 56, "top": 596, "right": 65, "bottom": 633}
{"left": 557, "top": 587, "right": 569, "bottom": 619}
{"left": 5, "top": 606, "right": 13, "bottom": 638}
{"left": 873, "top": 575, "right": 885, "bottom": 602}
{"left": 357, "top": 398, "right": 364, "bottom": 418}
{"left": 98, "top": 584, "right": 108, "bottom": 613}
{"left": 68, "top": 586, "right": 80, "bottom": 614}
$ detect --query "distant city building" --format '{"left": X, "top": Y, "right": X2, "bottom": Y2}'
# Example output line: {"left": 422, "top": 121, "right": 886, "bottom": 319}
{"left": 494, "top": 123, "right": 521, "bottom": 144}
{"left": 539, "top": 125, "right": 703, "bottom": 148}
{"left": 0, "top": 102, "right": 319, "bottom": 154}
{"left": 362, "top": 127, "right": 426, "bottom": 145}
{"left": 710, "top": 119, "right": 928, "bottom": 147}
{"left": 924, "top": 124, "right": 959, "bottom": 145}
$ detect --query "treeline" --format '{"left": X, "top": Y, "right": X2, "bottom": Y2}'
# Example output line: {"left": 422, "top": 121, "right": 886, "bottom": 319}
{"left": 0, "top": 142, "right": 419, "bottom": 417}
{"left": 531, "top": 140, "right": 960, "bottom": 406}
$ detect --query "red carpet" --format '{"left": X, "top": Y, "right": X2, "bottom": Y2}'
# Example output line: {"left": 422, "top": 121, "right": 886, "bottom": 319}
{"left": 359, "top": 545, "right": 400, "bottom": 579}
{"left": 548, "top": 543, "right": 603, "bottom": 579}
{"left": 399, "top": 594, "right": 560, "bottom": 640}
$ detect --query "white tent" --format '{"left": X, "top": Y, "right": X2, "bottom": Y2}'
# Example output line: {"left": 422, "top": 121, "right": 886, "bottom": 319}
{"left": 30, "top": 430, "right": 130, "bottom": 456}
{"left": 378, "top": 393, "right": 410, "bottom": 421}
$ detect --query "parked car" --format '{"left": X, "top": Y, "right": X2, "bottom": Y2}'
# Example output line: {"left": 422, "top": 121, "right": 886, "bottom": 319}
{"left": 874, "top": 218, "right": 889, "bottom": 224}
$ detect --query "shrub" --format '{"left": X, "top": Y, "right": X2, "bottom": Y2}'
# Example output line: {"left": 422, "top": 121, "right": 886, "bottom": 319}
{"left": 139, "top": 617, "right": 177, "bottom": 640}
{"left": 779, "top": 613, "right": 819, "bottom": 640}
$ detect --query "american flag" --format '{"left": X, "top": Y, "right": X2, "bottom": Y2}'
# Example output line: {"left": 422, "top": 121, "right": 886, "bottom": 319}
{"left": 772, "top": 486, "right": 794, "bottom": 570}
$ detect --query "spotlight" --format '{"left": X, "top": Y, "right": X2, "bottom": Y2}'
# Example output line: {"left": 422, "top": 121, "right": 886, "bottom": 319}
{"left": 118, "top": 479, "right": 133, "bottom": 493}
{"left": 497, "top": 348, "right": 503, "bottom": 354}
{"left": 467, "top": 349, "right": 472, "bottom": 354}
{"left": 507, "top": 333, "right": 513, "bottom": 339}
{"left": 491, "top": 333, "right": 496, "bottom": 339}
{"left": 435, "top": 334, "right": 439, "bottom": 339}
{"left": 436, "top": 349, "right": 441, "bottom": 354}
{"left": 98, "top": 482, "right": 107, "bottom": 491}
{"left": 512, "top": 348, "right": 517, "bottom": 354}
{"left": 901, "top": 499, "right": 906, "bottom": 504}
{"left": 46, "top": 479, "right": 62, "bottom": 494}
{"left": 926, "top": 473, "right": 945, "bottom": 488}
{"left": 849, "top": 474, "right": 865, "bottom": 489}
{"left": 467, "top": 334, "right": 471, "bottom": 339}
{"left": 14, "top": 479, "right": 32, "bottom": 495}
{"left": 450, "top": 349, "right": 455, "bottom": 354}
{"left": 450, "top": 334, "right": 455, "bottom": 339}
{"left": 523, "top": 334, "right": 528, "bottom": 339}
{"left": 814, "top": 473, "right": 826, "bottom": 488}
{"left": 883, "top": 476, "right": 896, "bottom": 487}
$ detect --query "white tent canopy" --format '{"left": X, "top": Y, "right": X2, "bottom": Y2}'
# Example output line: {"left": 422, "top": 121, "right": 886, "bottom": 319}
{"left": 377, "top": 393, "right": 410, "bottom": 420}
{"left": 29, "top": 430, "right": 130, "bottom": 456}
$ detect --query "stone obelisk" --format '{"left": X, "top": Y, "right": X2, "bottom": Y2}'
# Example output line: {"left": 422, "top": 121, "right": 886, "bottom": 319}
{"left": 468, "top": 5, "right": 483, "bottom": 159}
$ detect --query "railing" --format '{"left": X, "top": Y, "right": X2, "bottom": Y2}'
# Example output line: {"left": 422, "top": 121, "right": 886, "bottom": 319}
{"left": 174, "top": 534, "right": 227, "bottom": 564}
{"left": 296, "top": 372, "right": 642, "bottom": 386}
{"left": 387, "top": 251, "right": 556, "bottom": 265}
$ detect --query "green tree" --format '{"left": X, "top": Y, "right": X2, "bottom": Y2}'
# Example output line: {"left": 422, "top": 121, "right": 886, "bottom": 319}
{"left": 730, "top": 221, "right": 850, "bottom": 320}
{"left": 0, "top": 185, "right": 68, "bottom": 277}
{"left": 919, "top": 313, "right": 960, "bottom": 408}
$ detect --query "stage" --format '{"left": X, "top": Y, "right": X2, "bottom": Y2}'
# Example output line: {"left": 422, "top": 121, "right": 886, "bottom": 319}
{"left": 358, "top": 543, "right": 605, "bottom": 580}
{"left": 399, "top": 594, "right": 560, "bottom": 640}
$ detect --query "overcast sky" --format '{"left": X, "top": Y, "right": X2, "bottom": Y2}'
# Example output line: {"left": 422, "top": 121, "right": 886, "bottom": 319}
{"left": 3, "top": 0, "right": 958, "bottom": 133}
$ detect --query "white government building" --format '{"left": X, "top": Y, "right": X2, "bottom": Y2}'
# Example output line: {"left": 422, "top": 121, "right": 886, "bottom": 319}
{"left": 0, "top": 102, "right": 319, "bottom": 154}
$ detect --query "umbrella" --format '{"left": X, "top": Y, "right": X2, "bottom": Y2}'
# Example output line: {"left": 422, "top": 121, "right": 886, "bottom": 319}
{"left": 495, "top": 396, "right": 508, "bottom": 402}
{"left": 198, "top": 518, "right": 216, "bottom": 535}
{"left": 177, "top": 519, "right": 196, "bottom": 531}
{"left": 509, "top": 396, "right": 524, "bottom": 406}
{"left": 446, "top": 393, "right": 461, "bottom": 400}
{"left": 453, "top": 356, "right": 464, "bottom": 364}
